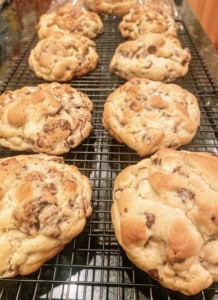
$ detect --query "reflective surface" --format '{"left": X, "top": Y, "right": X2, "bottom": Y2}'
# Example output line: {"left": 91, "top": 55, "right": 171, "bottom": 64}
{"left": 0, "top": 0, "right": 51, "bottom": 84}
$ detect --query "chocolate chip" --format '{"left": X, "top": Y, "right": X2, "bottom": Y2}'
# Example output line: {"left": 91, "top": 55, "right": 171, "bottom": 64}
{"left": 148, "top": 268, "right": 160, "bottom": 280}
{"left": 58, "top": 119, "right": 71, "bottom": 130}
{"left": 43, "top": 122, "right": 55, "bottom": 133}
{"left": 49, "top": 157, "right": 63, "bottom": 164}
{"left": 210, "top": 153, "right": 218, "bottom": 158}
{"left": 147, "top": 45, "right": 157, "bottom": 54}
{"left": 67, "top": 136, "right": 75, "bottom": 146}
{"left": 144, "top": 236, "right": 152, "bottom": 247}
{"left": 177, "top": 188, "right": 195, "bottom": 201}
{"left": 211, "top": 214, "right": 216, "bottom": 222}
{"left": 130, "top": 101, "right": 138, "bottom": 110}
{"left": 145, "top": 212, "right": 155, "bottom": 228}
{"left": 173, "top": 166, "right": 187, "bottom": 177}
{"left": 42, "top": 183, "right": 57, "bottom": 194}
{"left": 142, "top": 132, "right": 152, "bottom": 144}
{"left": 152, "top": 158, "right": 162, "bottom": 165}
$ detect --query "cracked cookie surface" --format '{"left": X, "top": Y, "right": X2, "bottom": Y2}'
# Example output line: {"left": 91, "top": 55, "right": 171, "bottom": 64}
{"left": 0, "top": 82, "right": 93, "bottom": 154}
{"left": 110, "top": 33, "right": 191, "bottom": 82}
{"left": 0, "top": 154, "right": 92, "bottom": 278}
{"left": 29, "top": 32, "right": 98, "bottom": 82}
{"left": 37, "top": 4, "right": 103, "bottom": 39}
{"left": 111, "top": 148, "right": 218, "bottom": 295}
{"left": 118, "top": 5, "right": 178, "bottom": 40}
{"left": 83, "top": 0, "right": 138, "bottom": 17}
{"left": 102, "top": 78, "right": 200, "bottom": 156}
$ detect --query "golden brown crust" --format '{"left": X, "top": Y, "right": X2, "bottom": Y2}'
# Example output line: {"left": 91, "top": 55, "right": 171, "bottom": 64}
{"left": 0, "top": 82, "right": 93, "bottom": 154}
{"left": 29, "top": 32, "right": 98, "bottom": 82}
{"left": 37, "top": 4, "right": 103, "bottom": 39}
{"left": 83, "top": 0, "right": 138, "bottom": 17}
{"left": 118, "top": 4, "right": 178, "bottom": 40}
{"left": 102, "top": 78, "right": 200, "bottom": 156}
{"left": 110, "top": 33, "right": 191, "bottom": 82}
{"left": 0, "top": 154, "right": 92, "bottom": 278}
{"left": 139, "top": 0, "right": 174, "bottom": 16}
{"left": 111, "top": 148, "right": 218, "bottom": 295}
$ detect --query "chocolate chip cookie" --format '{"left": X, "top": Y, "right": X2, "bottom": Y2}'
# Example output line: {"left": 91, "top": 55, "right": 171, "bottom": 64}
{"left": 102, "top": 78, "right": 200, "bottom": 156}
{"left": 0, "top": 154, "right": 92, "bottom": 278}
{"left": 118, "top": 5, "right": 178, "bottom": 40}
{"left": 83, "top": 0, "right": 138, "bottom": 17}
{"left": 37, "top": 4, "right": 103, "bottom": 39}
{"left": 0, "top": 82, "right": 93, "bottom": 154}
{"left": 110, "top": 33, "right": 191, "bottom": 82}
{"left": 29, "top": 32, "right": 99, "bottom": 82}
{"left": 111, "top": 148, "right": 218, "bottom": 295}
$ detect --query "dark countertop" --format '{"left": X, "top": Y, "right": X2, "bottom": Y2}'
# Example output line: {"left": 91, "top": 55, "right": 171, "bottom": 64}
{"left": 177, "top": 0, "right": 218, "bottom": 84}
{"left": 0, "top": 0, "right": 51, "bottom": 86}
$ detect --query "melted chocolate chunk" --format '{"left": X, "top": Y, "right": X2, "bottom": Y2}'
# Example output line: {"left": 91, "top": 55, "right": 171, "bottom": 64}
{"left": 177, "top": 188, "right": 195, "bottom": 201}
{"left": 145, "top": 212, "right": 155, "bottom": 228}
{"left": 173, "top": 166, "right": 187, "bottom": 177}
{"left": 148, "top": 268, "right": 160, "bottom": 280}
{"left": 152, "top": 158, "right": 162, "bottom": 165}
{"left": 42, "top": 183, "right": 57, "bottom": 194}
{"left": 67, "top": 136, "right": 75, "bottom": 146}
{"left": 147, "top": 45, "right": 157, "bottom": 54}
{"left": 211, "top": 214, "right": 216, "bottom": 222}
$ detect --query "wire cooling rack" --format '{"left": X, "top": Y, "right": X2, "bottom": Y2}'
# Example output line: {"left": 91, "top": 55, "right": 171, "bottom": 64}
{"left": 0, "top": 15, "right": 218, "bottom": 300}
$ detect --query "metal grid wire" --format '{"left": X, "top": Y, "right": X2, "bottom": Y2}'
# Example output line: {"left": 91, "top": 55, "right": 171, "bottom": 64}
{"left": 0, "top": 16, "right": 218, "bottom": 300}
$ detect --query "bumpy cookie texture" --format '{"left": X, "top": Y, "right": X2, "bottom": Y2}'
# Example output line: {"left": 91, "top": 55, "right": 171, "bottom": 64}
{"left": 110, "top": 33, "right": 191, "bottom": 82}
{"left": 139, "top": 0, "right": 175, "bottom": 16}
{"left": 118, "top": 5, "right": 178, "bottom": 40}
{"left": 0, "top": 154, "right": 92, "bottom": 278}
{"left": 102, "top": 78, "right": 200, "bottom": 156}
{"left": 37, "top": 4, "right": 103, "bottom": 39}
{"left": 0, "top": 82, "right": 93, "bottom": 154}
{"left": 111, "top": 148, "right": 218, "bottom": 295}
{"left": 83, "top": 0, "right": 138, "bottom": 17}
{"left": 29, "top": 32, "right": 98, "bottom": 82}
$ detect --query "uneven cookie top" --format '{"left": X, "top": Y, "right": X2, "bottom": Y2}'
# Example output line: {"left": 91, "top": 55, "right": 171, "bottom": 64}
{"left": 0, "top": 154, "right": 92, "bottom": 278}
{"left": 118, "top": 5, "right": 178, "bottom": 40}
{"left": 110, "top": 33, "right": 191, "bottom": 82}
{"left": 29, "top": 32, "right": 99, "bottom": 82}
{"left": 0, "top": 82, "right": 93, "bottom": 154}
{"left": 102, "top": 78, "right": 200, "bottom": 156}
{"left": 83, "top": 0, "right": 138, "bottom": 17}
{"left": 37, "top": 4, "right": 104, "bottom": 39}
{"left": 139, "top": 0, "right": 175, "bottom": 16}
{"left": 111, "top": 148, "right": 218, "bottom": 295}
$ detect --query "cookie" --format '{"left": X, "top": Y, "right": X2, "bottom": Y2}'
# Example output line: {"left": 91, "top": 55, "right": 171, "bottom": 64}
{"left": 118, "top": 5, "right": 178, "bottom": 40}
{"left": 29, "top": 32, "right": 99, "bottom": 82}
{"left": 109, "top": 33, "right": 191, "bottom": 82}
{"left": 37, "top": 4, "right": 103, "bottom": 39}
{"left": 83, "top": 0, "right": 138, "bottom": 17}
{"left": 111, "top": 148, "right": 218, "bottom": 295}
{"left": 0, "top": 82, "right": 93, "bottom": 154}
{"left": 0, "top": 153, "right": 92, "bottom": 278}
{"left": 139, "top": 0, "right": 175, "bottom": 16}
{"left": 102, "top": 78, "right": 200, "bottom": 156}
